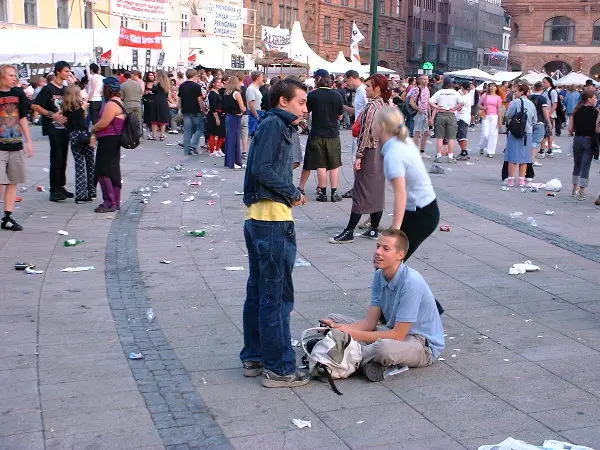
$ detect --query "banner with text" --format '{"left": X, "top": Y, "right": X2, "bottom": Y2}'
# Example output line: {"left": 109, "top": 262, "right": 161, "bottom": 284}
{"left": 262, "top": 25, "right": 290, "bottom": 56}
{"left": 201, "top": 3, "right": 246, "bottom": 39}
{"left": 110, "top": 0, "right": 169, "bottom": 21}
{"left": 119, "top": 27, "right": 163, "bottom": 50}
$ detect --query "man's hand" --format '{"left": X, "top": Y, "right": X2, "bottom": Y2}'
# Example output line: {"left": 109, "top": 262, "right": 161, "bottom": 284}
{"left": 292, "top": 194, "right": 306, "bottom": 207}
{"left": 24, "top": 142, "right": 33, "bottom": 158}
{"left": 90, "top": 135, "right": 97, "bottom": 149}
{"left": 215, "top": 118, "right": 221, "bottom": 127}
{"left": 319, "top": 319, "right": 341, "bottom": 328}
{"left": 354, "top": 157, "right": 362, "bottom": 171}
{"left": 52, "top": 112, "right": 67, "bottom": 125}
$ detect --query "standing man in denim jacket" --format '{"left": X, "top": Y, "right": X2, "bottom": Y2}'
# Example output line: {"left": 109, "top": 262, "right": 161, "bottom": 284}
{"left": 240, "top": 78, "right": 309, "bottom": 388}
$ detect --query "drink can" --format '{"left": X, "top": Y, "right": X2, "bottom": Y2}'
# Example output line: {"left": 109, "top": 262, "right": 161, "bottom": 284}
{"left": 439, "top": 225, "right": 451, "bottom": 232}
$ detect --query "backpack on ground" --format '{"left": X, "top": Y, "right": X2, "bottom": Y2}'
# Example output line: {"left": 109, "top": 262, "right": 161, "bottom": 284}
{"left": 507, "top": 98, "right": 527, "bottom": 139}
{"left": 300, "top": 327, "right": 362, "bottom": 395}
{"left": 108, "top": 99, "right": 141, "bottom": 149}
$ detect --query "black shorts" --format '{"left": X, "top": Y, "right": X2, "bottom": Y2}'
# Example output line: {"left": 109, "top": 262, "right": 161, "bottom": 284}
{"left": 303, "top": 136, "right": 342, "bottom": 170}
{"left": 456, "top": 120, "right": 469, "bottom": 141}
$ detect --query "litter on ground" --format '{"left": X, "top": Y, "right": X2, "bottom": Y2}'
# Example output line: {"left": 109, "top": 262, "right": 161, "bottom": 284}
{"left": 291, "top": 419, "right": 311, "bottom": 429}
{"left": 509, "top": 260, "right": 540, "bottom": 275}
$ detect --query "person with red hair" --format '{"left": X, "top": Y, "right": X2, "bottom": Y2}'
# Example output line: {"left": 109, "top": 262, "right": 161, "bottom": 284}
{"left": 330, "top": 74, "right": 390, "bottom": 243}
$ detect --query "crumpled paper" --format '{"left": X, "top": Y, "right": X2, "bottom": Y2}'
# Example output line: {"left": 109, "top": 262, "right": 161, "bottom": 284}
{"left": 509, "top": 260, "right": 540, "bottom": 275}
{"left": 291, "top": 419, "right": 311, "bottom": 429}
{"left": 478, "top": 437, "right": 593, "bottom": 450}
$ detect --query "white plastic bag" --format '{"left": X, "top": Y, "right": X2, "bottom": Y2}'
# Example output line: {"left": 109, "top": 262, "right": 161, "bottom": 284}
{"left": 541, "top": 178, "right": 562, "bottom": 192}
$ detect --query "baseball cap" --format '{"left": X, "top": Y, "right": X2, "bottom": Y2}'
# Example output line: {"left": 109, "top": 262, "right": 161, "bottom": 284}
{"left": 313, "top": 69, "right": 330, "bottom": 78}
{"left": 103, "top": 76, "right": 121, "bottom": 92}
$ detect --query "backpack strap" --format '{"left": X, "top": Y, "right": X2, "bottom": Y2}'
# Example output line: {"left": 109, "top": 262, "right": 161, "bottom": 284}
{"left": 108, "top": 98, "right": 127, "bottom": 115}
{"left": 315, "top": 363, "right": 343, "bottom": 395}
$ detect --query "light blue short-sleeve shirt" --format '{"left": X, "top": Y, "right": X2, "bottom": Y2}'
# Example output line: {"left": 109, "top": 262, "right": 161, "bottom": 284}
{"left": 381, "top": 137, "right": 436, "bottom": 211}
{"left": 371, "top": 264, "right": 445, "bottom": 359}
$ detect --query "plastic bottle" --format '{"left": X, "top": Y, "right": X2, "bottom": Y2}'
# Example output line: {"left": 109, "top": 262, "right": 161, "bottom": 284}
{"left": 526, "top": 217, "right": 538, "bottom": 227}
{"left": 186, "top": 230, "right": 206, "bottom": 237}
{"left": 383, "top": 365, "right": 409, "bottom": 378}
{"left": 64, "top": 239, "right": 85, "bottom": 247}
{"left": 146, "top": 308, "right": 155, "bottom": 322}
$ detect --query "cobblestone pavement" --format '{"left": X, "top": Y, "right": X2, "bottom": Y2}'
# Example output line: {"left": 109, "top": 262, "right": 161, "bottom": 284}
{"left": 1, "top": 125, "right": 599, "bottom": 449}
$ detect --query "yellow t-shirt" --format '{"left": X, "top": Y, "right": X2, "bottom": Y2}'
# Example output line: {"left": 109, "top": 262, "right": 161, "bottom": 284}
{"left": 246, "top": 199, "right": 293, "bottom": 221}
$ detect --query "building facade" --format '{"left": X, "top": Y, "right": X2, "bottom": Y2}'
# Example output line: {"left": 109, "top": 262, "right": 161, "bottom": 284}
{"left": 243, "top": 0, "right": 408, "bottom": 73}
{"left": 503, "top": 0, "right": 600, "bottom": 78}
{"left": 0, "top": 0, "right": 97, "bottom": 29}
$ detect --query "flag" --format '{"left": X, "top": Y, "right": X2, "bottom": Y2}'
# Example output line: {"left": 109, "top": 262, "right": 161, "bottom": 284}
{"left": 188, "top": 53, "right": 196, "bottom": 62}
{"left": 99, "top": 49, "right": 111, "bottom": 64}
{"left": 350, "top": 22, "right": 364, "bottom": 64}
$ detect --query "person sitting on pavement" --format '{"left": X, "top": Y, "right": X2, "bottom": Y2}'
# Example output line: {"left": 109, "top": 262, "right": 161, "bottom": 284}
{"left": 320, "top": 229, "right": 445, "bottom": 382}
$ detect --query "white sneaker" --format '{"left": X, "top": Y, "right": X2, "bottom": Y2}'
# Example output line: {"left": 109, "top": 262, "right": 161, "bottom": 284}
{"left": 533, "top": 161, "right": 543, "bottom": 167}
{"left": 552, "top": 143, "right": 560, "bottom": 149}
{"left": 216, "top": 150, "right": 225, "bottom": 157}
{"left": 167, "top": 130, "right": 179, "bottom": 134}
{"left": 421, "top": 153, "right": 431, "bottom": 159}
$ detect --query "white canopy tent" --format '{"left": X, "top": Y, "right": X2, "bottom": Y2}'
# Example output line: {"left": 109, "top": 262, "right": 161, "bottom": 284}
{"left": 555, "top": 71, "right": 599, "bottom": 87}
{"left": 491, "top": 71, "right": 523, "bottom": 82}
{"left": 519, "top": 71, "right": 547, "bottom": 84}
{"left": 288, "top": 21, "right": 394, "bottom": 76}
{"left": 444, "top": 68, "right": 498, "bottom": 82}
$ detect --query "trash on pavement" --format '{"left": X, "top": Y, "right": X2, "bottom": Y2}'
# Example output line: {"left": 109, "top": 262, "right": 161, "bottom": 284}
{"left": 545, "top": 210, "right": 555, "bottom": 216}
{"left": 160, "top": 260, "right": 172, "bottom": 264}
{"left": 509, "top": 260, "right": 540, "bottom": 275}
{"left": 547, "top": 192, "right": 556, "bottom": 197}
{"left": 466, "top": 162, "right": 474, "bottom": 165}
{"left": 183, "top": 196, "right": 195, "bottom": 202}
{"left": 439, "top": 225, "right": 451, "bottom": 232}
{"left": 291, "top": 419, "right": 311, "bottom": 429}
{"left": 42, "top": 168, "right": 49, "bottom": 173}
{"left": 128, "top": 352, "right": 144, "bottom": 360}
{"left": 57, "top": 230, "right": 69, "bottom": 236}
{"left": 142, "top": 193, "right": 151, "bottom": 197}
{"left": 383, "top": 365, "right": 408, "bottom": 378}
{"left": 61, "top": 266, "right": 95, "bottom": 272}
{"left": 295, "top": 258, "right": 312, "bottom": 267}
{"left": 37, "top": 185, "right": 46, "bottom": 192}
{"left": 478, "top": 437, "right": 593, "bottom": 450}
{"left": 541, "top": 178, "right": 562, "bottom": 192}
{"left": 225, "top": 266, "right": 245, "bottom": 271}
{"left": 234, "top": 191, "right": 244, "bottom": 196}
{"left": 196, "top": 172, "right": 203, "bottom": 177}
{"left": 428, "top": 164, "right": 444, "bottom": 175}
{"left": 25, "top": 266, "right": 44, "bottom": 274}
{"left": 291, "top": 339, "right": 300, "bottom": 347}
{"left": 162, "top": 182, "right": 169, "bottom": 188}
{"left": 186, "top": 229, "right": 206, "bottom": 237}
{"left": 64, "top": 239, "right": 85, "bottom": 247}
{"left": 509, "top": 212, "right": 523, "bottom": 218}
{"left": 207, "top": 200, "right": 216, "bottom": 205}
{"left": 141, "top": 199, "right": 149, "bottom": 204}
{"left": 15, "top": 262, "right": 32, "bottom": 270}
{"left": 147, "top": 308, "right": 155, "bottom": 322}
{"left": 160, "top": 175, "right": 170, "bottom": 180}
{"left": 188, "top": 181, "right": 201, "bottom": 186}
{"left": 501, "top": 186, "right": 510, "bottom": 191}
{"left": 161, "top": 200, "right": 172, "bottom": 205}
{"left": 526, "top": 217, "right": 538, "bottom": 227}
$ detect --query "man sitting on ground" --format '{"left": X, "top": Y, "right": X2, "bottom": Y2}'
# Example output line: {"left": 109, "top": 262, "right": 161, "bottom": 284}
{"left": 320, "top": 229, "right": 445, "bottom": 381}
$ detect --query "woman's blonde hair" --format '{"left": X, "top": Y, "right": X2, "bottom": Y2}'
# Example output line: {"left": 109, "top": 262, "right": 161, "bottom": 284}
{"left": 225, "top": 73, "right": 242, "bottom": 95}
{"left": 156, "top": 70, "right": 171, "bottom": 94}
{"left": 374, "top": 106, "right": 409, "bottom": 142}
{"left": 62, "top": 84, "right": 82, "bottom": 113}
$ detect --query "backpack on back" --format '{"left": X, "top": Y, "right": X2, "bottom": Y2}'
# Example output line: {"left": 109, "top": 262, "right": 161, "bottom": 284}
{"left": 507, "top": 98, "right": 527, "bottom": 139}
{"left": 109, "top": 99, "right": 141, "bottom": 149}
{"left": 301, "top": 327, "right": 362, "bottom": 395}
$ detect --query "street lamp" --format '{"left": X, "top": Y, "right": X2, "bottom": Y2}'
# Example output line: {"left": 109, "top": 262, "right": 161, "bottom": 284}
{"left": 369, "top": 0, "right": 380, "bottom": 75}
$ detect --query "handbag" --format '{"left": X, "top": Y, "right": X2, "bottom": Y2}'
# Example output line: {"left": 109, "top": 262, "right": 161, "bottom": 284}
{"left": 352, "top": 112, "right": 362, "bottom": 137}
{"left": 478, "top": 95, "right": 487, "bottom": 119}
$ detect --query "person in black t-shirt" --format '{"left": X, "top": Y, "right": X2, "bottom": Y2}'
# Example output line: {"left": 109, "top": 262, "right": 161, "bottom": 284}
{"left": 0, "top": 64, "right": 33, "bottom": 231}
{"left": 32, "top": 61, "right": 74, "bottom": 202}
{"left": 298, "top": 69, "right": 344, "bottom": 203}
{"left": 62, "top": 84, "right": 96, "bottom": 203}
{"left": 178, "top": 69, "right": 205, "bottom": 155}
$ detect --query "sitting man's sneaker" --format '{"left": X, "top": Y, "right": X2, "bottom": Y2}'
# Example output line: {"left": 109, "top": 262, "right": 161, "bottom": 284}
{"left": 362, "top": 361, "right": 390, "bottom": 382}
{"left": 243, "top": 361, "right": 264, "bottom": 377}
{"left": 1, "top": 215, "right": 23, "bottom": 231}
{"left": 361, "top": 228, "right": 378, "bottom": 240}
{"left": 261, "top": 369, "right": 309, "bottom": 388}
{"left": 329, "top": 229, "right": 354, "bottom": 244}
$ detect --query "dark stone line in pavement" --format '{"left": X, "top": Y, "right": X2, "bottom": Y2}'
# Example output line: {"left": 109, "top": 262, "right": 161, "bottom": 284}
{"left": 105, "top": 171, "right": 232, "bottom": 450}
{"left": 436, "top": 187, "right": 600, "bottom": 263}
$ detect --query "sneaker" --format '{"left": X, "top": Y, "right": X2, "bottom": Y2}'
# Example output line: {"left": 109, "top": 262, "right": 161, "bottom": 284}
{"left": 361, "top": 228, "right": 378, "bottom": 240}
{"left": 572, "top": 188, "right": 577, "bottom": 197}
{"left": 546, "top": 150, "right": 553, "bottom": 157}
{"left": 342, "top": 188, "right": 354, "bottom": 199}
{"left": 261, "top": 369, "right": 310, "bottom": 388}
{"left": 595, "top": 194, "right": 600, "bottom": 206}
{"left": 49, "top": 192, "right": 67, "bottom": 202}
{"left": 362, "top": 361, "right": 389, "bottom": 382}
{"left": 316, "top": 192, "right": 327, "bottom": 202}
{"left": 216, "top": 150, "right": 225, "bottom": 157}
{"left": 506, "top": 177, "right": 515, "bottom": 187}
{"left": 167, "top": 129, "right": 179, "bottom": 134}
{"left": 519, "top": 178, "right": 527, "bottom": 187}
{"left": 329, "top": 229, "right": 354, "bottom": 244}
{"left": 575, "top": 191, "right": 586, "bottom": 201}
{"left": 331, "top": 192, "right": 342, "bottom": 202}
{"left": 455, "top": 153, "right": 470, "bottom": 161}
{"left": 94, "top": 204, "right": 117, "bottom": 213}
{"left": 551, "top": 142, "right": 560, "bottom": 149}
{"left": 242, "top": 361, "right": 264, "bottom": 377}
{"left": 191, "top": 149, "right": 199, "bottom": 155}
{"left": 533, "top": 161, "right": 543, "bottom": 167}
{"left": 428, "top": 164, "right": 444, "bottom": 175}
{"left": 177, "top": 142, "right": 185, "bottom": 148}
{"left": 486, "top": 154, "right": 495, "bottom": 158}
{"left": 448, "top": 157, "right": 457, "bottom": 164}
{"left": 1, "top": 216, "right": 23, "bottom": 231}
{"left": 421, "top": 152, "right": 431, "bottom": 159}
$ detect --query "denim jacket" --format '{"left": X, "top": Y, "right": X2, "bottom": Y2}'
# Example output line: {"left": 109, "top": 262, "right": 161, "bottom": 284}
{"left": 243, "top": 108, "right": 302, "bottom": 207}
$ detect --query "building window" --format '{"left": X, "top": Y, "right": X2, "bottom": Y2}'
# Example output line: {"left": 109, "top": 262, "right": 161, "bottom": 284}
{"left": 121, "top": 16, "right": 129, "bottom": 28}
{"left": 140, "top": 21, "right": 149, "bottom": 30}
{"left": 543, "top": 16, "right": 575, "bottom": 43}
{"left": 0, "top": 0, "right": 6, "bottom": 22}
{"left": 267, "top": 2, "right": 273, "bottom": 26}
{"left": 395, "top": 0, "right": 401, "bottom": 17}
{"left": 24, "top": 0, "right": 37, "bottom": 25}
{"left": 161, "top": 21, "right": 168, "bottom": 34}
{"left": 180, "top": 13, "right": 187, "bottom": 32}
{"left": 379, "top": 0, "right": 385, "bottom": 15}
{"left": 342, "top": 0, "right": 349, "bottom": 5}
{"left": 57, "top": 0, "right": 69, "bottom": 28}
{"left": 364, "top": 0, "right": 370, "bottom": 11}
{"left": 593, "top": 19, "right": 600, "bottom": 42}
{"left": 84, "top": 3, "right": 93, "bottom": 28}
{"left": 385, "top": 27, "right": 391, "bottom": 48}
{"left": 337, "top": 18, "right": 344, "bottom": 42}
{"left": 324, "top": 16, "right": 331, "bottom": 41}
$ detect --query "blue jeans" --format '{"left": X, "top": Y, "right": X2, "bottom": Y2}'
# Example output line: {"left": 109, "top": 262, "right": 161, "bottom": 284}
{"left": 183, "top": 113, "right": 204, "bottom": 154}
{"left": 240, "top": 219, "right": 297, "bottom": 376}
{"left": 224, "top": 114, "right": 242, "bottom": 168}
{"left": 572, "top": 135, "right": 594, "bottom": 188}
{"left": 406, "top": 115, "right": 415, "bottom": 138}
